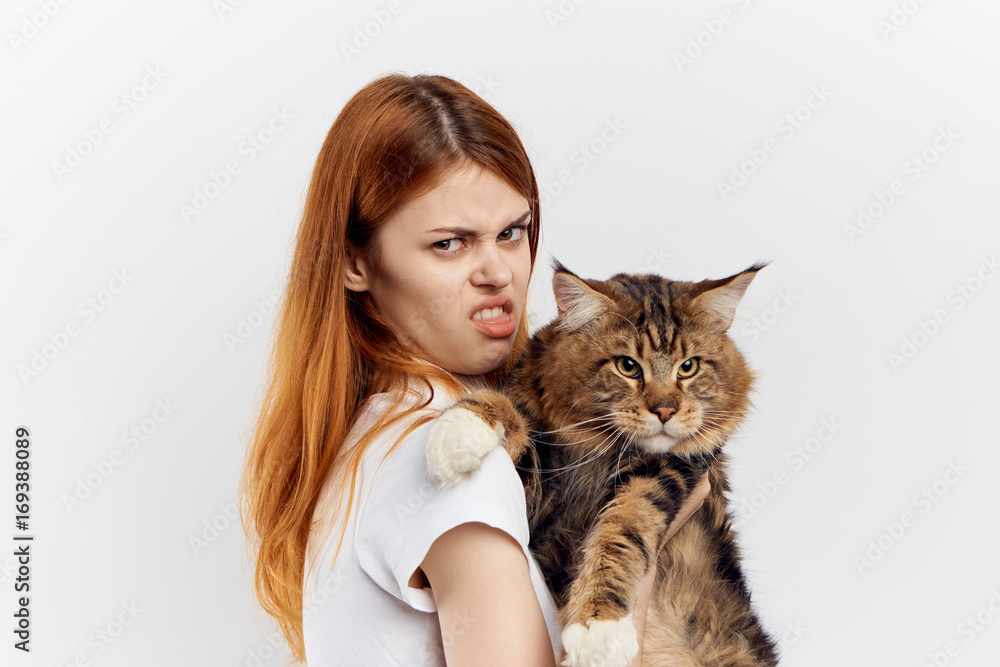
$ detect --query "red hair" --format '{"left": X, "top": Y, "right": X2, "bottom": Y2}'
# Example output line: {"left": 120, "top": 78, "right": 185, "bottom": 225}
{"left": 239, "top": 73, "right": 541, "bottom": 662}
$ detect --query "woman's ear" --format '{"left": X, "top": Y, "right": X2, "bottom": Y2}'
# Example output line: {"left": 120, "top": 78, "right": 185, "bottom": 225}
{"left": 343, "top": 247, "right": 370, "bottom": 292}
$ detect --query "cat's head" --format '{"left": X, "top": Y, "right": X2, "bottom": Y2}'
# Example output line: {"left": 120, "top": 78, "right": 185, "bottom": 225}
{"left": 535, "top": 259, "right": 765, "bottom": 459}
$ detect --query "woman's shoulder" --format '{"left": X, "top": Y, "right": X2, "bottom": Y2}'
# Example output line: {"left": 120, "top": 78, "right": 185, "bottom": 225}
{"left": 357, "top": 388, "right": 529, "bottom": 535}
{"left": 351, "top": 381, "right": 463, "bottom": 457}
{"left": 360, "top": 378, "right": 466, "bottom": 427}
{"left": 351, "top": 382, "right": 532, "bottom": 609}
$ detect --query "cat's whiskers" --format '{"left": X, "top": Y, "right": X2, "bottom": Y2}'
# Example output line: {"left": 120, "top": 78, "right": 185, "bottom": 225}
{"left": 699, "top": 417, "right": 739, "bottom": 431}
{"left": 565, "top": 395, "right": 588, "bottom": 420}
{"left": 533, "top": 429, "right": 624, "bottom": 477}
{"left": 612, "top": 432, "right": 639, "bottom": 490}
{"left": 600, "top": 312, "right": 641, "bottom": 343}
{"left": 700, "top": 410, "right": 749, "bottom": 424}
{"left": 516, "top": 423, "right": 615, "bottom": 473}
{"left": 612, "top": 433, "right": 629, "bottom": 479}
{"left": 542, "top": 420, "right": 618, "bottom": 445}
{"left": 530, "top": 411, "right": 632, "bottom": 439}
{"left": 700, "top": 427, "right": 728, "bottom": 449}
{"left": 701, "top": 408, "right": 753, "bottom": 427}
{"left": 700, "top": 406, "right": 748, "bottom": 416}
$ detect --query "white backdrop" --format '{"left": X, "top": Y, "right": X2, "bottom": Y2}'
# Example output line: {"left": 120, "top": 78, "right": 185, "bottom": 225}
{"left": 3, "top": 1, "right": 999, "bottom": 665}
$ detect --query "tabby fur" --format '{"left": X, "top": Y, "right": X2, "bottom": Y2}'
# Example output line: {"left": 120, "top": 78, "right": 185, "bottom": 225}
{"left": 427, "top": 260, "right": 779, "bottom": 666}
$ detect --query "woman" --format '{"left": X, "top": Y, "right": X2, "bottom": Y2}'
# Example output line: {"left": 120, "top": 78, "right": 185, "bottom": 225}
{"left": 240, "top": 73, "right": 707, "bottom": 666}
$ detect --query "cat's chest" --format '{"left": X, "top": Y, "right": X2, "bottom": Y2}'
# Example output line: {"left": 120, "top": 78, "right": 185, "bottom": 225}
{"left": 537, "top": 444, "right": 628, "bottom": 519}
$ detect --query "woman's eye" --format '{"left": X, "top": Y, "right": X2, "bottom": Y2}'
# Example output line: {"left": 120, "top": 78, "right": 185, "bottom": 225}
{"left": 498, "top": 226, "right": 523, "bottom": 242}
{"left": 677, "top": 357, "right": 699, "bottom": 379}
{"left": 614, "top": 356, "right": 642, "bottom": 378}
{"left": 432, "top": 238, "right": 460, "bottom": 252}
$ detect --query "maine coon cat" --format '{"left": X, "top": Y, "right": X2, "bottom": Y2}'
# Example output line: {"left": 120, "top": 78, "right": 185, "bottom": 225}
{"left": 425, "top": 260, "right": 779, "bottom": 667}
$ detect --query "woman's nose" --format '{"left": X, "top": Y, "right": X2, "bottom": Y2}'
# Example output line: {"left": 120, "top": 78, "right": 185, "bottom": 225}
{"left": 471, "top": 245, "right": 513, "bottom": 287}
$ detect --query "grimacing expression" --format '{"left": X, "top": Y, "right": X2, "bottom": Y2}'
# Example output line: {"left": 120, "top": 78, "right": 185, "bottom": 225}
{"left": 345, "top": 164, "right": 533, "bottom": 376}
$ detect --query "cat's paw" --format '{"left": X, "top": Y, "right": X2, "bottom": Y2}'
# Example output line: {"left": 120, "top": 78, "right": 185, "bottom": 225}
{"left": 560, "top": 615, "right": 638, "bottom": 667}
{"left": 425, "top": 407, "right": 505, "bottom": 485}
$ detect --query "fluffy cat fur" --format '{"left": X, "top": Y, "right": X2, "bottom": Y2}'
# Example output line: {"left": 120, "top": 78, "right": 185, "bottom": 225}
{"left": 426, "top": 260, "right": 779, "bottom": 666}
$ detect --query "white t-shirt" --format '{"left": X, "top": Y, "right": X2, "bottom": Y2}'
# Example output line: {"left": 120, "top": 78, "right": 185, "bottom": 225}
{"left": 302, "top": 380, "right": 562, "bottom": 665}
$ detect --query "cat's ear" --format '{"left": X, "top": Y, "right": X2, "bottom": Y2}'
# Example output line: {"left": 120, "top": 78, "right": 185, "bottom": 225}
{"left": 690, "top": 262, "right": 768, "bottom": 332}
{"left": 551, "top": 259, "right": 615, "bottom": 332}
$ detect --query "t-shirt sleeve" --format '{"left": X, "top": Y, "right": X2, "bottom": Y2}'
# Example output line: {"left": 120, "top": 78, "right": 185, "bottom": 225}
{"left": 355, "top": 420, "right": 531, "bottom": 612}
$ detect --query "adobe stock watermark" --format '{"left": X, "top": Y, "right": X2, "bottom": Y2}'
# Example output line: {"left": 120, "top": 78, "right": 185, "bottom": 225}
{"left": 18, "top": 268, "right": 135, "bottom": 385}
{"left": 465, "top": 74, "right": 500, "bottom": 101}
{"left": 189, "top": 502, "right": 238, "bottom": 556}
{"left": 394, "top": 478, "right": 436, "bottom": 522}
{"left": 225, "top": 287, "right": 282, "bottom": 353}
{"left": 340, "top": 0, "right": 404, "bottom": 63}
{"left": 61, "top": 397, "right": 179, "bottom": 513}
{"left": 877, "top": 0, "right": 932, "bottom": 40}
{"left": 213, "top": 0, "right": 250, "bottom": 20}
{"left": 672, "top": 0, "right": 756, "bottom": 73}
{"left": 58, "top": 600, "right": 144, "bottom": 666}
{"left": 736, "top": 287, "right": 799, "bottom": 343}
{"left": 234, "top": 630, "right": 290, "bottom": 667}
{"left": 887, "top": 253, "right": 997, "bottom": 372}
{"left": 178, "top": 107, "right": 294, "bottom": 223}
{"left": 234, "top": 572, "right": 350, "bottom": 667}
{"left": 0, "top": 554, "right": 19, "bottom": 587}
{"left": 733, "top": 417, "right": 842, "bottom": 522}
{"left": 8, "top": 0, "right": 72, "bottom": 54}
{"left": 774, "top": 619, "right": 808, "bottom": 654}
{"left": 853, "top": 459, "right": 969, "bottom": 576}
{"left": 545, "top": 0, "right": 590, "bottom": 30}
{"left": 633, "top": 245, "right": 672, "bottom": 276}
{"left": 918, "top": 588, "right": 1000, "bottom": 667}
{"left": 843, "top": 125, "right": 958, "bottom": 243}
{"left": 51, "top": 65, "right": 168, "bottom": 182}
{"left": 716, "top": 85, "right": 832, "bottom": 202}
{"left": 398, "top": 273, "right": 467, "bottom": 351}
{"left": 538, "top": 116, "right": 628, "bottom": 208}
{"left": 410, "top": 607, "right": 480, "bottom": 664}
{"left": 441, "top": 609, "right": 478, "bottom": 648}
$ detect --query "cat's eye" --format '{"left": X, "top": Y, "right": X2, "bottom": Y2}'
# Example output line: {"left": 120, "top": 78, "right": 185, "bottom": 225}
{"left": 677, "top": 357, "right": 699, "bottom": 379}
{"left": 615, "top": 356, "right": 642, "bottom": 379}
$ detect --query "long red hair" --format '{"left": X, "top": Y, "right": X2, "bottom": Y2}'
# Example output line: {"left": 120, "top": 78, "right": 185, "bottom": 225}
{"left": 239, "top": 73, "right": 541, "bottom": 662}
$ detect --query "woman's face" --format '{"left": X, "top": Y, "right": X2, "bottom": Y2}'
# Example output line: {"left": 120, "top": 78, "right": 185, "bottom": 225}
{"left": 346, "top": 163, "right": 533, "bottom": 376}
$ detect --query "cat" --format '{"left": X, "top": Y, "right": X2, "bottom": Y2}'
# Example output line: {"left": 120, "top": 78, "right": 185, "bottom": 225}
{"left": 425, "top": 259, "right": 780, "bottom": 667}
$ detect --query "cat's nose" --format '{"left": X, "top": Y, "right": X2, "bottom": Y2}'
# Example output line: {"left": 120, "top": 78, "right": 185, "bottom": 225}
{"left": 653, "top": 405, "right": 677, "bottom": 422}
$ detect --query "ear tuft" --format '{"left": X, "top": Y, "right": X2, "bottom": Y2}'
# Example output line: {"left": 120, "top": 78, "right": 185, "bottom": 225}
{"left": 692, "top": 262, "right": 767, "bottom": 332}
{"left": 551, "top": 262, "right": 614, "bottom": 332}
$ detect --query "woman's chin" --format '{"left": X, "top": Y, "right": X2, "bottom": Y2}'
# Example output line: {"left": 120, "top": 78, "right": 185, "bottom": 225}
{"left": 450, "top": 347, "right": 512, "bottom": 377}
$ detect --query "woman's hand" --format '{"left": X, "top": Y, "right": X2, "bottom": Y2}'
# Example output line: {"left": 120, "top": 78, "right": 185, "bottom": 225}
{"left": 628, "top": 471, "right": 711, "bottom": 666}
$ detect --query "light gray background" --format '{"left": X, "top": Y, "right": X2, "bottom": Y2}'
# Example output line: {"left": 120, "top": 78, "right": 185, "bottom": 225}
{"left": 3, "top": 1, "right": 999, "bottom": 665}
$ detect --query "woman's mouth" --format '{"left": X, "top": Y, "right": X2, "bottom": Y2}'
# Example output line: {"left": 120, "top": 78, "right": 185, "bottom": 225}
{"left": 472, "top": 306, "right": 505, "bottom": 320}
{"left": 470, "top": 305, "right": 516, "bottom": 338}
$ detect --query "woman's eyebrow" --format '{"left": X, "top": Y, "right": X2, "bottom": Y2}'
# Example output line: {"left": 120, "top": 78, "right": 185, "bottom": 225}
{"left": 427, "top": 210, "right": 531, "bottom": 236}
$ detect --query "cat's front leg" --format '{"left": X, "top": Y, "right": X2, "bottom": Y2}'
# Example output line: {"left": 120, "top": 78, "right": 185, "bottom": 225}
{"left": 559, "top": 477, "right": 671, "bottom": 667}
{"left": 425, "top": 389, "right": 531, "bottom": 485}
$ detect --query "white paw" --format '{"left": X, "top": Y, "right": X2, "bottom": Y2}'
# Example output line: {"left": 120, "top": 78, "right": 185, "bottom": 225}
{"left": 560, "top": 615, "right": 638, "bottom": 667}
{"left": 425, "top": 407, "right": 505, "bottom": 485}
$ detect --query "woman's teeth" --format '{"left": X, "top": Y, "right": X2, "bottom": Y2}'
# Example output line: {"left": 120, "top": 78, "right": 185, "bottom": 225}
{"left": 472, "top": 306, "right": 504, "bottom": 320}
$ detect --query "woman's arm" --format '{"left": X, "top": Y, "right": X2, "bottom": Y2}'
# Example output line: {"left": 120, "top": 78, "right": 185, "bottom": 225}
{"left": 419, "top": 521, "right": 557, "bottom": 667}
